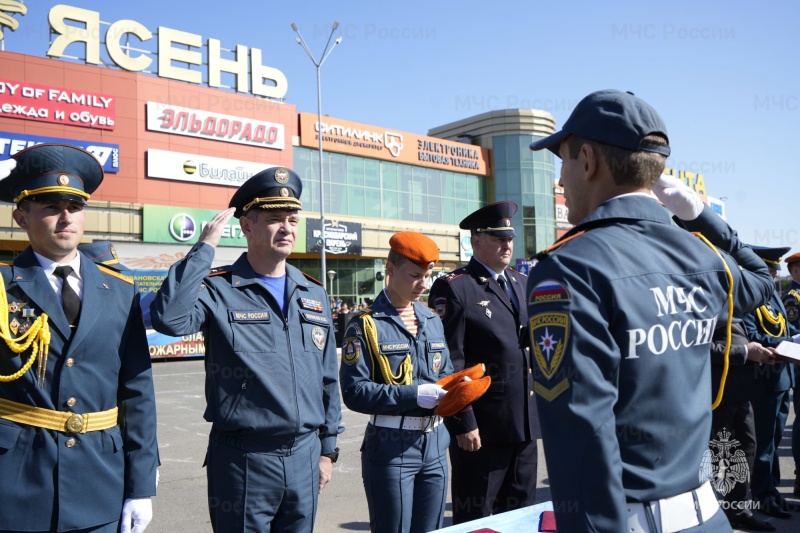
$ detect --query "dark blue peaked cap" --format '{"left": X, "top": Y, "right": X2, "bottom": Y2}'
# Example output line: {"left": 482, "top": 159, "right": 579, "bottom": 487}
{"left": 1, "top": 143, "right": 103, "bottom": 204}
{"left": 459, "top": 201, "right": 518, "bottom": 237}
{"left": 78, "top": 241, "right": 127, "bottom": 270}
{"left": 229, "top": 166, "right": 303, "bottom": 218}
{"left": 530, "top": 89, "right": 671, "bottom": 158}
{"left": 750, "top": 245, "right": 791, "bottom": 271}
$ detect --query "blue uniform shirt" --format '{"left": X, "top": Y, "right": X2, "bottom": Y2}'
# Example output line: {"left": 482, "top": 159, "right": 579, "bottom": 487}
{"left": 149, "top": 242, "right": 342, "bottom": 455}
{"left": 527, "top": 197, "right": 773, "bottom": 532}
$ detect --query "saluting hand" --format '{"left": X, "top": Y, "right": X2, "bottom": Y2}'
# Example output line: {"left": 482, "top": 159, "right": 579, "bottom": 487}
{"left": 198, "top": 207, "right": 236, "bottom": 249}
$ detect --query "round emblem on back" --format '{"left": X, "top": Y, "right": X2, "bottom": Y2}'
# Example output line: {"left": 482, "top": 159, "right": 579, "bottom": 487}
{"left": 274, "top": 168, "right": 290, "bottom": 184}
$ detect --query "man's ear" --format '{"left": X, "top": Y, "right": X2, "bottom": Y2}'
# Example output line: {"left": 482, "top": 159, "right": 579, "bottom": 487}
{"left": 385, "top": 261, "right": 395, "bottom": 278}
{"left": 580, "top": 143, "right": 599, "bottom": 181}
{"left": 238, "top": 214, "right": 252, "bottom": 238}
{"left": 12, "top": 208, "right": 28, "bottom": 231}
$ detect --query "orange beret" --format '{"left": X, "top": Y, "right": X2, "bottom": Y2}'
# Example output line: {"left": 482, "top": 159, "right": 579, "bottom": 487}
{"left": 436, "top": 363, "right": 486, "bottom": 391}
{"left": 389, "top": 231, "right": 439, "bottom": 270}
{"left": 435, "top": 376, "right": 491, "bottom": 417}
{"left": 786, "top": 253, "right": 800, "bottom": 265}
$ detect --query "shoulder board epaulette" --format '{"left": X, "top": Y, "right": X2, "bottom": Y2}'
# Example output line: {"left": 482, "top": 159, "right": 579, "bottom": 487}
{"left": 302, "top": 272, "right": 324, "bottom": 286}
{"left": 507, "top": 266, "right": 526, "bottom": 277}
{"left": 97, "top": 263, "right": 134, "bottom": 284}
{"left": 534, "top": 230, "right": 586, "bottom": 262}
{"left": 208, "top": 266, "right": 232, "bottom": 277}
{"left": 440, "top": 270, "right": 466, "bottom": 283}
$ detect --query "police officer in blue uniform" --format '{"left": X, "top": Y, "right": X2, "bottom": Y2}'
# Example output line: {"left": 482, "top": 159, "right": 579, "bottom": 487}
{"left": 149, "top": 167, "right": 342, "bottom": 532}
{"left": 339, "top": 231, "right": 453, "bottom": 533}
{"left": 744, "top": 246, "right": 800, "bottom": 519}
{"left": 0, "top": 144, "right": 159, "bottom": 532}
{"left": 782, "top": 252, "right": 800, "bottom": 498}
{"left": 428, "top": 201, "right": 539, "bottom": 524}
{"left": 528, "top": 90, "right": 774, "bottom": 532}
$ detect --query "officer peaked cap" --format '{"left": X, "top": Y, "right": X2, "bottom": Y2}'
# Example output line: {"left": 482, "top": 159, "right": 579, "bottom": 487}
{"left": 750, "top": 245, "right": 791, "bottom": 270}
{"left": 0, "top": 143, "right": 103, "bottom": 204}
{"left": 459, "top": 201, "right": 518, "bottom": 237}
{"left": 229, "top": 166, "right": 303, "bottom": 218}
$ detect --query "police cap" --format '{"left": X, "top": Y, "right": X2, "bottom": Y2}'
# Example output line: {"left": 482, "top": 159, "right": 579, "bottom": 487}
{"left": 459, "top": 201, "right": 518, "bottom": 237}
{"left": 228, "top": 166, "right": 303, "bottom": 218}
{"left": 750, "top": 245, "right": 791, "bottom": 270}
{"left": 389, "top": 232, "right": 439, "bottom": 270}
{"left": 785, "top": 252, "right": 800, "bottom": 266}
{"left": 0, "top": 143, "right": 103, "bottom": 205}
{"left": 529, "top": 89, "right": 670, "bottom": 158}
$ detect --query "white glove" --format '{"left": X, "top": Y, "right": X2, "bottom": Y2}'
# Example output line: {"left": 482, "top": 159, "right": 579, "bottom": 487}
{"left": 0, "top": 158, "right": 16, "bottom": 180}
{"left": 652, "top": 173, "right": 704, "bottom": 221}
{"left": 417, "top": 383, "right": 447, "bottom": 409}
{"left": 793, "top": 333, "right": 800, "bottom": 343}
{"left": 120, "top": 498, "right": 153, "bottom": 533}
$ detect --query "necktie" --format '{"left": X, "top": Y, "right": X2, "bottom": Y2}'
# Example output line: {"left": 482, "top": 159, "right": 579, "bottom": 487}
{"left": 498, "top": 274, "right": 517, "bottom": 312}
{"left": 54, "top": 266, "right": 81, "bottom": 326}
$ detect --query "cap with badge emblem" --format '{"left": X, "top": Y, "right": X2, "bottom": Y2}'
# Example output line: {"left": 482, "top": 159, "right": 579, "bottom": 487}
{"left": 228, "top": 166, "right": 303, "bottom": 218}
{"left": 0, "top": 143, "right": 103, "bottom": 205}
{"left": 750, "top": 245, "right": 791, "bottom": 271}
{"left": 459, "top": 201, "right": 518, "bottom": 237}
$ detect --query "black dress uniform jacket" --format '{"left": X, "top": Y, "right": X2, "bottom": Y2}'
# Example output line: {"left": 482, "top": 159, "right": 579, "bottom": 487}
{"left": 0, "top": 247, "right": 158, "bottom": 531}
{"left": 429, "top": 259, "right": 539, "bottom": 442}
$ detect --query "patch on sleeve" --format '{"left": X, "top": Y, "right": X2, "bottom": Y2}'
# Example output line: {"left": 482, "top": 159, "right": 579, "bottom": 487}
{"left": 784, "top": 290, "right": 800, "bottom": 324}
{"left": 528, "top": 280, "right": 570, "bottom": 306}
{"left": 530, "top": 312, "right": 571, "bottom": 401}
{"left": 342, "top": 337, "right": 362, "bottom": 365}
{"left": 344, "top": 322, "right": 362, "bottom": 338}
{"left": 432, "top": 297, "right": 447, "bottom": 318}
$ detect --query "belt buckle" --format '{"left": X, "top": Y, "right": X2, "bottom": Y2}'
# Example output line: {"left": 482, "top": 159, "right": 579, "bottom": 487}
{"left": 421, "top": 416, "right": 435, "bottom": 433}
{"left": 65, "top": 413, "right": 84, "bottom": 433}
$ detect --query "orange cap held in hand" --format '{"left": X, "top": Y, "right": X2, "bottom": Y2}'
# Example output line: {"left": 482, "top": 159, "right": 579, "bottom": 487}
{"left": 435, "top": 375, "right": 491, "bottom": 417}
{"left": 436, "top": 363, "right": 486, "bottom": 391}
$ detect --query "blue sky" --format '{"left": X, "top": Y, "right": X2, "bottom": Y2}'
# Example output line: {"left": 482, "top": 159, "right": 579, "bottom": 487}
{"left": 3, "top": 1, "right": 799, "bottom": 262}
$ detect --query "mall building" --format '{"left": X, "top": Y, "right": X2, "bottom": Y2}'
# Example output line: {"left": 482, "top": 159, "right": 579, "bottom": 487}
{"left": 0, "top": 3, "right": 720, "bottom": 311}
{"left": 0, "top": 3, "right": 561, "bottom": 310}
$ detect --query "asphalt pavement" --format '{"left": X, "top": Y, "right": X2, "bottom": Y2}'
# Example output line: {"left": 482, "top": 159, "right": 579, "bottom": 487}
{"left": 148, "top": 358, "right": 799, "bottom": 532}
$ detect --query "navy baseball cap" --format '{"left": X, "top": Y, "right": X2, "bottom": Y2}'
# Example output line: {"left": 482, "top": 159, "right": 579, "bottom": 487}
{"left": 0, "top": 143, "right": 103, "bottom": 204}
{"left": 459, "top": 201, "right": 518, "bottom": 237}
{"left": 750, "top": 245, "right": 791, "bottom": 271}
{"left": 529, "top": 90, "right": 671, "bottom": 158}
{"left": 228, "top": 166, "right": 303, "bottom": 218}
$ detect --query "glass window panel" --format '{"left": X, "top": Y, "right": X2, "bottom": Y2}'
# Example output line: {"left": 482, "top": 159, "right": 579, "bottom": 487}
{"left": 346, "top": 156, "right": 364, "bottom": 187}
{"left": 347, "top": 187, "right": 365, "bottom": 217}
{"left": 382, "top": 163, "right": 399, "bottom": 191}
{"left": 382, "top": 190, "right": 399, "bottom": 220}
{"left": 365, "top": 189, "right": 382, "bottom": 218}
{"left": 364, "top": 159, "right": 380, "bottom": 189}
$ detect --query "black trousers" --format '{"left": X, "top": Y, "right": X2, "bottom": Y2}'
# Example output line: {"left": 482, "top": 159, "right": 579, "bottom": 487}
{"left": 709, "top": 400, "right": 756, "bottom": 510}
{"left": 449, "top": 439, "right": 538, "bottom": 524}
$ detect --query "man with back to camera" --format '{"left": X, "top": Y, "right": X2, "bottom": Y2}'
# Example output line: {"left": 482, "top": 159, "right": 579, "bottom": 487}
{"left": 527, "top": 89, "right": 773, "bottom": 532}
{"left": 149, "top": 167, "right": 342, "bottom": 532}
{"left": 0, "top": 144, "right": 158, "bottom": 533}
{"left": 428, "top": 201, "right": 539, "bottom": 523}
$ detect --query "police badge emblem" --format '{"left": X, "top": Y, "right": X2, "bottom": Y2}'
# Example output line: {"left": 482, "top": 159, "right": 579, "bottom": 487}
{"left": 274, "top": 167, "right": 290, "bottom": 184}
{"left": 312, "top": 326, "right": 326, "bottom": 350}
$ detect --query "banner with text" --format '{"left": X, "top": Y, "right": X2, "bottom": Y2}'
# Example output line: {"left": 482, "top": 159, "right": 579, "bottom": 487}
{"left": 0, "top": 131, "right": 119, "bottom": 173}
{"left": 143, "top": 204, "right": 307, "bottom": 251}
{"left": 147, "top": 149, "right": 274, "bottom": 187}
{"left": 0, "top": 78, "right": 116, "bottom": 130}
{"left": 298, "top": 112, "right": 490, "bottom": 176}
{"left": 306, "top": 218, "right": 362, "bottom": 255}
{"left": 146, "top": 102, "right": 285, "bottom": 149}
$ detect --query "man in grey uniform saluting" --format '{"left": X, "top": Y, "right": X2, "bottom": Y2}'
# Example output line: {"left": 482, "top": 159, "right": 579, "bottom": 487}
{"left": 150, "top": 167, "right": 342, "bottom": 532}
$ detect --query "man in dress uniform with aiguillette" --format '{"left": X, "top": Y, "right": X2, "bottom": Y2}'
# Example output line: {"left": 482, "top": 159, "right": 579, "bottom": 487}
{"left": 0, "top": 144, "right": 159, "bottom": 533}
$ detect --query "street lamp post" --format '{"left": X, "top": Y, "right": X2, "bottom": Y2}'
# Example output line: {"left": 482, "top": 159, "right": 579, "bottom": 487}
{"left": 291, "top": 22, "right": 342, "bottom": 285}
{"left": 327, "top": 270, "right": 337, "bottom": 298}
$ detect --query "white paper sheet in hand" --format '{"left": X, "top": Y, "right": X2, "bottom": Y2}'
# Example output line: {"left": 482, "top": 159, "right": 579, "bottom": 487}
{"left": 776, "top": 341, "right": 800, "bottom": 363}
